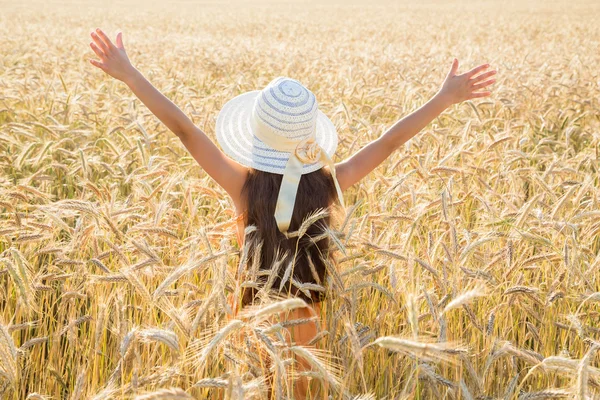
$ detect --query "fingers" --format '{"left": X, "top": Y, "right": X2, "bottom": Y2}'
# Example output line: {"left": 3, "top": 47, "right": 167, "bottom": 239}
{"left": 89, "top": 41, "right": 105, "bottom": 59}
{"left": 470, "top": 70, "right": 496, "bottom": 84}
{"left": 469, "top": 91, "right": 491, "bottom": 99}
{"left": 464, "top": 63, "right": 490, "bottom": 79}
{"left": 448, "top": 58, "right": 459, "bottom": 77}
{"left": 90, "top": 32, "right": 109, "bottom": 55}
{"left": 94, "top": 28, "right": 117, "bottom": 52}
{"left": 89, "top": 58, "right": 106, "bottom": 71}
{"left": 116, "top": 31, "right": 124, "bottom": 50}
{"left": 472, "top": 78, "right": 496, "bottom": 91}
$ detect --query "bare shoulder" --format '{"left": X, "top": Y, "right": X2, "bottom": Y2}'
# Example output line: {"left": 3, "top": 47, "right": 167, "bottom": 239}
{"left": 334, "top": 160, "right": 355, "bottom": 193}
{"left": 176, "top": 124, "right": 250, "bottom": 209}
{"left": 224, "top": 157, "right": 250, "bottom": 210}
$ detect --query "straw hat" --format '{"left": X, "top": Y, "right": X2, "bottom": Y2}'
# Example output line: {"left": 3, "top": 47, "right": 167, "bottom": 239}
{"left": 215, "top": 76, "right": 345, "bottom": 233}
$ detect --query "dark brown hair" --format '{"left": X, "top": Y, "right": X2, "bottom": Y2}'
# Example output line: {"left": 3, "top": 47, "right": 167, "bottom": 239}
{"left": 239, "top": 166, "right": 341, "bottom": 306}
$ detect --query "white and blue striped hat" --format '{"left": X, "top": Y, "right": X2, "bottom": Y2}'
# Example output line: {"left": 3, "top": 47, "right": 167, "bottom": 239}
{"left": 215, "top": 76, "right": 339, "bottom": 175}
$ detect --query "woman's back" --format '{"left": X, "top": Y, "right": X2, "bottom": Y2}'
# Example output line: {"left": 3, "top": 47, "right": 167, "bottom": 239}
{"left": 236, "top": 167, "right": 340, "bottom": 306}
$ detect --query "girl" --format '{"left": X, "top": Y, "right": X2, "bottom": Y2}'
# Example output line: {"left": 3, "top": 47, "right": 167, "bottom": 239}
{"left": 89, "top": 28, "right": 496, "bottom": 398}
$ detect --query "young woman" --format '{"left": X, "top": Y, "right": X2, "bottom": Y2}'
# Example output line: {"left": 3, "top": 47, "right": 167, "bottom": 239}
{"left": 89, "top": 28, "right": 496, "bottom": 397}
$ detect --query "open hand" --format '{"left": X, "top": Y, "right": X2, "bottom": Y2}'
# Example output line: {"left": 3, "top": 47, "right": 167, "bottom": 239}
{"left": 89, "top": 28, "right": 136, "bottom": 83}
{"left": 437, "top": 59, "right": 496, "bottom": 106}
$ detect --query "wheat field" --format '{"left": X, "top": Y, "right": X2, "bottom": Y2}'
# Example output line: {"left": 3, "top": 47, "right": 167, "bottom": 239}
{"left": 1, "top": 0, "right": 600, "bottom": 398}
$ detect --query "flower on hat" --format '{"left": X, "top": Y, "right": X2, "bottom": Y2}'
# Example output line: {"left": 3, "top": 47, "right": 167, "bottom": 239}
{"left": 294, "top": 136, "right": 321, "bottom": 164}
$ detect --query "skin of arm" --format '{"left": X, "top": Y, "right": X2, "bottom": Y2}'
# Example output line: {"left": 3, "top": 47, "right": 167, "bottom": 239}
{"left": 335, "top": 58, "right": 497, "bottom": 193}
{"left": 88, "top": 28, "right": 247, "bottom": 208}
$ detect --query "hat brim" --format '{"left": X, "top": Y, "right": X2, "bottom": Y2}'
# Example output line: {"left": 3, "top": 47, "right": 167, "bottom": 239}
{"left": 215, "top": 90, "right": 339, "bottom": 175}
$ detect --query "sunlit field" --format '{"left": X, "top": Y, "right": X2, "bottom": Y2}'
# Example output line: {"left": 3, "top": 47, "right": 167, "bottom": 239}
{"left": 1, "top": 0, "right": 600, "bottom": 398}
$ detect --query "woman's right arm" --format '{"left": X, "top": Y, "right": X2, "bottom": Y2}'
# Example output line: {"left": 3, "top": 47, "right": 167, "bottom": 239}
{"left": 335, "top": 59, "right": 496, "bottom": 192}
{"left": 89, "top": 28, "right": 247, "bottom": 207}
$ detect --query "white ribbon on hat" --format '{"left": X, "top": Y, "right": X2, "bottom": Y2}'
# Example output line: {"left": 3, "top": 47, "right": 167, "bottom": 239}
{"left": 250, "top": 107, "right": 345, "bottom": 233}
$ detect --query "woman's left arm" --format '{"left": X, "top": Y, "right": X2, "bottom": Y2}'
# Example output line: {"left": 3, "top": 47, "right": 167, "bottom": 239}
{"left": 335, "top": 58, "right": 497, "bottom": 192}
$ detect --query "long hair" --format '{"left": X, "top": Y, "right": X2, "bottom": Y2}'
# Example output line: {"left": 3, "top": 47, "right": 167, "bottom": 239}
{"left": 239, "top": 166, "right": 341, "bottom": 306}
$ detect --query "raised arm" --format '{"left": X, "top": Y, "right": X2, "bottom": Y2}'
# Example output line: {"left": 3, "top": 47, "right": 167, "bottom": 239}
{"left": 335, "top": 58, "right": 497, "bottom": 192}
{"left": 88, "top": 28, "right": 247, "bottom": 207}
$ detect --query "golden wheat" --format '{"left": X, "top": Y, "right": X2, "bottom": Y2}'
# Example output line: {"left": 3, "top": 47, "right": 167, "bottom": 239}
{"left": 1, "top": 0, "right": 600, "bottom": 398}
